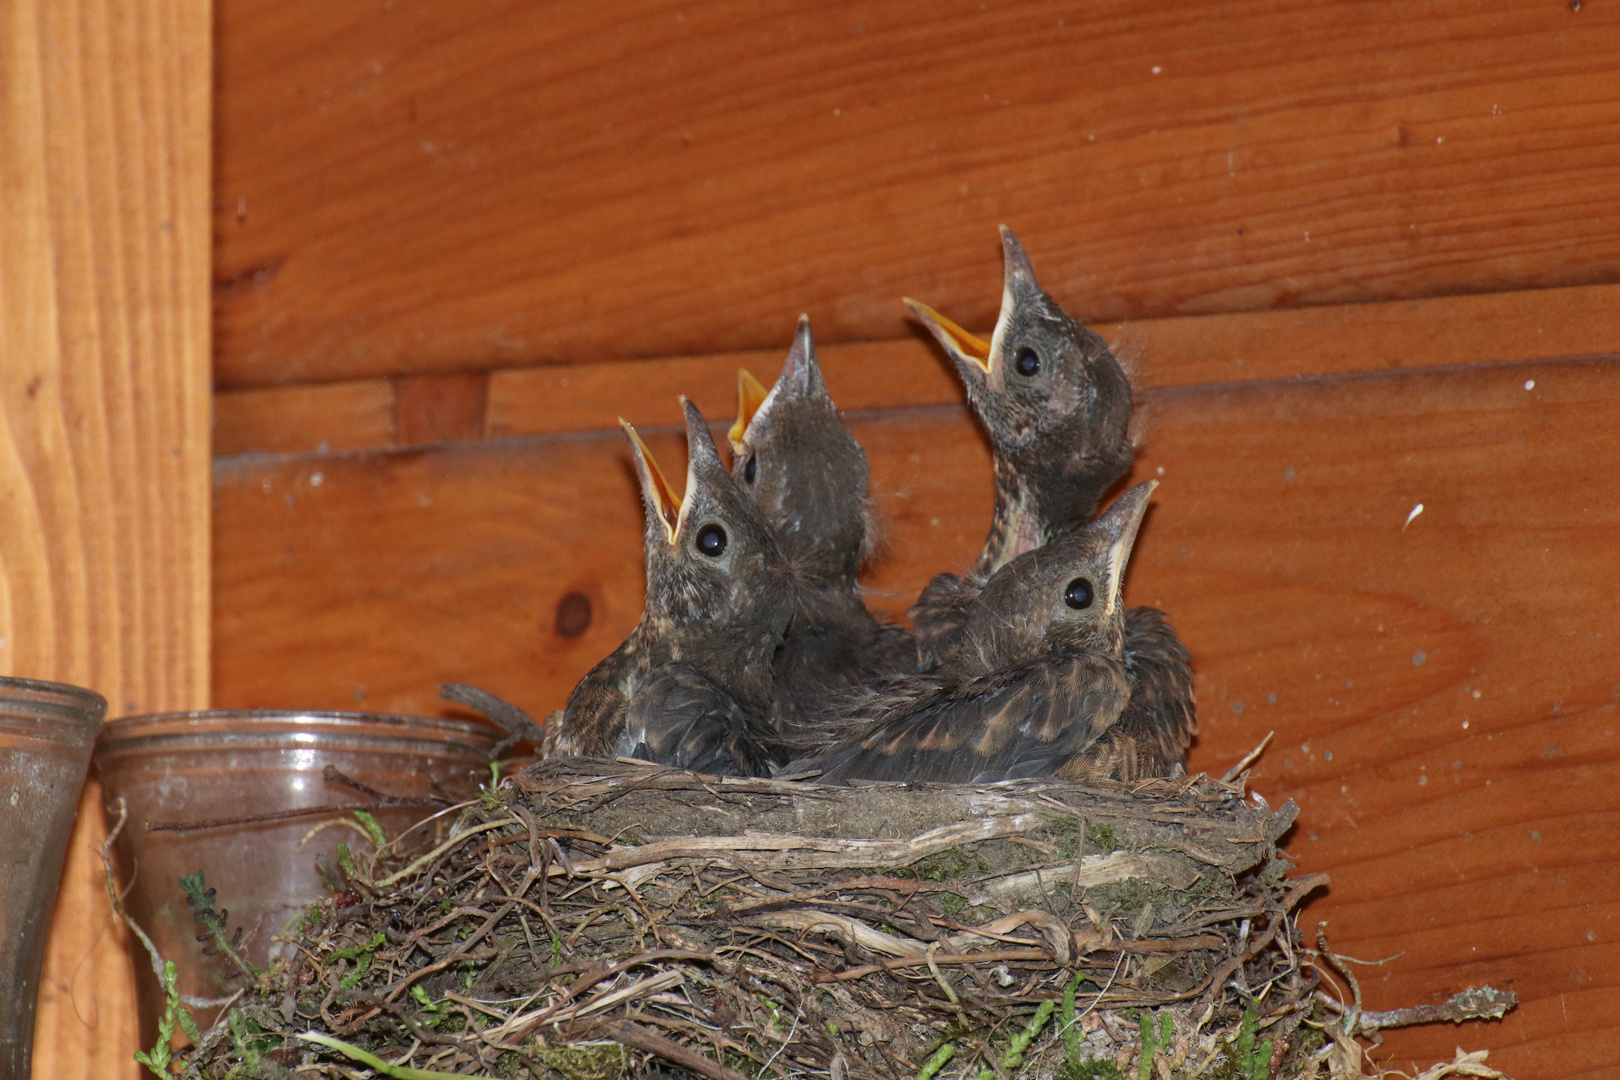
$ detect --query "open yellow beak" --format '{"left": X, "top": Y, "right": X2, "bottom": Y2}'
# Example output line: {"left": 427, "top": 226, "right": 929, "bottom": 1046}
{"left": 728, "top": 369, "right": 770, "bottom": 453}
{"left": 620, "top": 419, "right": 682, "bottom": 543}
{"left": 904, "top": 298, "right": 992, "bottom": 374}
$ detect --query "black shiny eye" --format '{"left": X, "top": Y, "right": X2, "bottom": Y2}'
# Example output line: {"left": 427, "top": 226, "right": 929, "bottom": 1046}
{"left": 696, "top": 523, "right": 728, "bottom": 557}
{"left": 743, "top": 455, "right": 757, "bottom": 484}
{"left": 1063, "top": 577, "right": 1094, "bottom": 610}
{"left": 1014, "top": 346, "right": 1041, "bottom": 377}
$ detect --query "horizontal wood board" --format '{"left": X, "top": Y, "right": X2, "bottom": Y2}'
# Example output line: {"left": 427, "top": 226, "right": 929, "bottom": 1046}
{"left": 212, "top": 280, "right": 1620, "bottom": 457}
{"left": 215, "top": 351, "right": 1620, "bottom": 1077}
{"left": 215, "top": 0, "right": 1620, "bottom": 388}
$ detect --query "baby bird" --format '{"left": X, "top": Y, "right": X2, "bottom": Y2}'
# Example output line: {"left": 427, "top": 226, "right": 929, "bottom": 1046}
{"left": 904, "top": 227, "right": 1195, "bottom": 773}
{"left": 730, "top": 316, "right": 914, "bottom": 740}
{"left": 799, "top": 481, "right": 1157, "bottom": 785}
{"left": 547, "top": 399, "right": 793, "bottom": 776}
{"left": 913, "top": 227, "right": 1134, "bottom": 574}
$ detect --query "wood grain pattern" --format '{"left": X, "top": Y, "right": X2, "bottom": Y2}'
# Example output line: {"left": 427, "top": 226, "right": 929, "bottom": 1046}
{"left": 1125, "top": 359, "right": 1620, "bottom": 1077}
{"left": 394, "top": 372, "right": 490, "bottom": 446}
{"left": 2, "top": 0, "right": 212, "bottom": 1075}
{"left": 213, "top": 377, "right": 393, "bottom": 457}
{"left": 214, "top": 0, "right": 1620, "bottom": 388}
{"left": 215, "top": 353, "right": 1620, "bottom": 1077}
{"left": 215, "top": 280, "right": 1620, "bottom": 456}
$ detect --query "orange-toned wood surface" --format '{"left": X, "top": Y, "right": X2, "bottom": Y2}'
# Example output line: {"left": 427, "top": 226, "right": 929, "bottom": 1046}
{"left": 213, "top": 280, "right": 1620, "bottom": 456}
{"left": 214, "top": 0, "right": 1620, "bottom": 388}
{"left": 3, "top": 0, "right": 212, "bottom": 1076}
{"left": 214, "top": 338, "right": 1620, "bottom": 1078}
{"left": 208, "top": 1, "right": 1620, "bottom": 1075}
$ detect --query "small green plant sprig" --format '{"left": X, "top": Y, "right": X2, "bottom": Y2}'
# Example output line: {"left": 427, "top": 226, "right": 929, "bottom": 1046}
{"left": 479, "top": 758, "right": 512, "bottom": 812}
{"left": 352, "top": 807, "right": 389, "bottom": 848}
{"left": 1135, "top": 1010, "right": 1174, "bottom": 1079}
{"left": 983, "top": 998, "right": 1057, "bottom": 1078}
{"left": 132, "top": 960, "right": 201, "bottom": 1078}
{"left": 297, "top": 1031, "right": 485, "bottom": 1079}
{"left": 224, "top": 1008, "right": 282, "bottom": 1071}
{"left": 1054, "top": 967, "right": 1131, "bottom": 1080}
{"left": 1228, "top": 1006, "right": 1274, "bottom": 1080}
{"left": 918, "top": 996, "right": 1060, "bottom": 1080}
{"left": 917, "top": 1042, "right": 956, "bottom": 1080}
{"left": 178, "top": 871, "right": 255, "bottom": 979}
{"left": 333, "top": 931, "right": 388, "bottom": 990}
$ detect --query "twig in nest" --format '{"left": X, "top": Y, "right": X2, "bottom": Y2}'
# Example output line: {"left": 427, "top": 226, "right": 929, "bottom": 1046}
{"left": 1191, "top": 873, "right": 1329, "bottom": 1009}
{"left": 1363, "top": 986, "right": 1519, "bottom": 1031}
{"left": 1333, "top": 986, "right": 1520, "bottom": 1034}
{"left": 171, "top": 763, "right": 1517, "bottom": 1080}
{"left": 1078, "top": 949, "right": 1127, "bottom": 1023}
{"left": 1220, "top": 730, "right": 1274, "bottom": 783}
{"left": 813, "top": 949, "right": 1052, "bottom": 982}
{"left": 586, "top": 1019, "right": 751, "bottom": 1080}
{"left": 98, "top": 799, "right": 168, "bottom": 982}
{"left": 1314, "top": 921, "right": 1364, "bottom": 1031}
{"left": 320, "top": 765, "right": 456, "bottom": 807}
{"left": 441, "top": 681, "right": 547, "bottom": 756}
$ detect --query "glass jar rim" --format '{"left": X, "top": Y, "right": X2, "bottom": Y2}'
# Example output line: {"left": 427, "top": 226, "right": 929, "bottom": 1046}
{"left": 0, "top": 675, "right": 108, "bottom": 743}
{"left": 96, "top": 708, "right": 506, "bottom": 758}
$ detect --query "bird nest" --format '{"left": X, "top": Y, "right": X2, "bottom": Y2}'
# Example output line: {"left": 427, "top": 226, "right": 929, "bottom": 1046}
{"left": 175, "top": 761, "right": 1515, "bottom": 1080}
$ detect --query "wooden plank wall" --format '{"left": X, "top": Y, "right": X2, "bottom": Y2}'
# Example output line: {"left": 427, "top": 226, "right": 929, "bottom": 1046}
{"left": 212, "top": 2, "right": 1620, "bottom": 1077}
{"left": 2, "top": 0, "right": 212, "bottom": 1076}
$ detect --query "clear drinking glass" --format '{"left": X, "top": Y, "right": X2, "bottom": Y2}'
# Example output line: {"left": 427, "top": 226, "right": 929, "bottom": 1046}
{"left": 0, "top": 677, "right": 107, "bottom": 1080}
{"left": 94, "top": 710, "right": 502, "bottom": 1044}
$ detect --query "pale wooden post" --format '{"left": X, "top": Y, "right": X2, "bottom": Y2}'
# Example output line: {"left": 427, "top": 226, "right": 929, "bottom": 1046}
{"left": 0, "top": 1, "right": 211, "bottom": 1075}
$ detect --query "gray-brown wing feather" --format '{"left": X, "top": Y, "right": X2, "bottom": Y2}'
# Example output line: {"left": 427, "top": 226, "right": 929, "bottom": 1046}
{"left": 772, "top": 587, "right": 916, "bottom": 747}
{"left": 907, "top": 572, "right": 979, "bottom": 671}
{"left": 805, "top": 654, "right": 1129, "bottom": 784}
{"left": 620, "top": 662, "right": 787, "bottom": 777}
{"left": 549, "top": 641, "right": 635, "bottom": 758}
{"left": 1120, "top": 606, "right": 1197, "bottom": 774}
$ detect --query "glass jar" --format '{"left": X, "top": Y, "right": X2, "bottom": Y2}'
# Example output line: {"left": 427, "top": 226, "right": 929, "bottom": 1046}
{"left": 0, "top": 677, "right": 107, "bottom": 1080}
{"left": 95, "top": 710, "right": 503, "bottom": 1044}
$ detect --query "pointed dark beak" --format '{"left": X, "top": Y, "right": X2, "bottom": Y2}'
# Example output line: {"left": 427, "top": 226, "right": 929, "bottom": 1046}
{"left": 730, "top": 315, "right": 828, "bottom": 452}
{"left": 999, "top": 225, "right": 1038, "bottom": 287}
{"left": 680, "top": 396, "right": 729, "bottom": 481}
{"left": 779, "top": 314, "right": 825, "bottom": 395}
{"left": 1095, "top": 479, "right": 1157, "bottom": 616}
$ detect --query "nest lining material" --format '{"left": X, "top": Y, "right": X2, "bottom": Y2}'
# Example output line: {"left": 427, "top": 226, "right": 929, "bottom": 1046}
{"left": 174, "top": 760, "right": 1515, "bottom": 1080}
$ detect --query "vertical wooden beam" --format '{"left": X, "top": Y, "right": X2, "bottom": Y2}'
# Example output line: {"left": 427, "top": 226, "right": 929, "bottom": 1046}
{"left": 0, "top": 0, "right": 210, "bottom": 1075}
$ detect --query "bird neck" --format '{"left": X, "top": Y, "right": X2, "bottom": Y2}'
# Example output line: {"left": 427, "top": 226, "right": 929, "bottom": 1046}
{"left": 781, "top": 541, "right": 863, "bottom": 596}
{"left": 976, "top": 457, "right": 1046, "bottom": 577}
{"left": 977, "top": 448, "right": 1132, "bottom": 577}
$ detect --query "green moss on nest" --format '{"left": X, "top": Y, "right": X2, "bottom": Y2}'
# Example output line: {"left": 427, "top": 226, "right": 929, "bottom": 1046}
{"left": 529, "top": 1040, "right": 629, "bottom": 1080}
{"left": 1084, "top": 822, "right": 1120, "bottom": 853}
{"left": 1085, "top": 876, "right": 1168, "bottom": 923}
{"left": 1058, "top": 1060, "right": 1126, "bottom": 1080}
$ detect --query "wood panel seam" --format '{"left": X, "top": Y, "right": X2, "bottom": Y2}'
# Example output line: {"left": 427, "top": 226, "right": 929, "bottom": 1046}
{"left": 213, "top": 350, "right": 1620, "bottom": 467}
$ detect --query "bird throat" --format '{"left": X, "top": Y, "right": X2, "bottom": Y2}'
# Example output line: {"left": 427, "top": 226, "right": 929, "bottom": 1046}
{"left": 975, "top": 463, "right": 1045, "bottom": 577}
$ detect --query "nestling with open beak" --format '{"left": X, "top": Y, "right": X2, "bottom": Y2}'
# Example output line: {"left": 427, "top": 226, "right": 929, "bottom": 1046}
{"left": 729, "top": 317, "right": 914, "bottom": 740}
{"left": 546, "top": 399, "right": 794, "bottom": 776}
{"left": 793, "top": 482, "right": 1160, "bottom": 784}
{"left": 904, "top": 227, "right": 1195, "bottom": 774}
